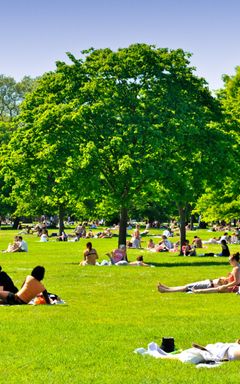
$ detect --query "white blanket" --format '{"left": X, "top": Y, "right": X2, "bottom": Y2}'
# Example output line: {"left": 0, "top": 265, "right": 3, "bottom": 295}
{"left": 134, "top": 342, "right": 224, "bottom": 368}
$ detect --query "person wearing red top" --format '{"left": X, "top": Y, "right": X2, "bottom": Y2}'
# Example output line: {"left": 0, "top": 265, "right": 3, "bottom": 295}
{"left": 193, "top": 252, "right": 240, "bottom": 294}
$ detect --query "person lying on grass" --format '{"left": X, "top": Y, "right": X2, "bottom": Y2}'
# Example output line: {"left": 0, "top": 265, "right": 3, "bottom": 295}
{"left": 193, "top": 252, "right": 240, "bottom": 293}
{"left": 129, "top": 256, "right": 152, "bottom": 267}
{"left": 157, "top": 252, "right": 240, "bottom": 294}
{"left": 144, "top": 340, "right": 240, "bottom": 363}
{"left": 0, "top": 266, "right": 50, "bottom": 305}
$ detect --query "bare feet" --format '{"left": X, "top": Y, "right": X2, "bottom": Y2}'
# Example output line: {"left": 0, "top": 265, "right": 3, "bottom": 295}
{"left": 157, "top": 283, "right": 168, "bottom": 293}
{"left": 158, "top": 282, "right": 169, "bottom": 289}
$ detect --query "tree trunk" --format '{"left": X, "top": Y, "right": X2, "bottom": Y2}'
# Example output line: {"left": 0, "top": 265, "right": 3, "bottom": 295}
{"left": 178, "top": 206, "right": 186, "bottom": 255}
{"left": 118, "top": 207, "right": 128, "bottom": 247}
{"left": 190, "top": 214, "right": 194, "bottom": 230}
{"left": 58, "top": 206, "right": 65, "bottom": 235}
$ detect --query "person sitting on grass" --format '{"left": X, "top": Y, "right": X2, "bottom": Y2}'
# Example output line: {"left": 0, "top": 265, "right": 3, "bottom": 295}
{"left": 0, "top": 266, "right": 50, "bottom": 305}
{"left": 217, "top": 239, "right": 230, "bottom": 257}
{"left": 106, "top": 245, "right": 128, "bottom": 264}
{"left": 14, "top": 236, "right": 28, "bottom": 252}
{"left": 193, "top": 252, "right": 240, "bottom": 293}
{"left": 155, "top": 235, "right": 173, "bottom": 252}
{"left": 147, "top": 239, "right": 155, "bottom": 249}
{"left": 80, "top": 242, "right": 99, "bottom": 265}
{"left": 192, "top": 235, "right": 203, "bottom": 248}
{"left": 0, "top": 266, "right": 18, "bottom": 293}
{"left": 131, "top": 225, "right": 141, "bottom": 248}
{"left": 40, "top": 229, "right": 49, "bottom": 242}
{"left": 2, "top": 236, "right": 20, "bottom": 253}
{"left": 181, "top": 240, "right": 196, "bottom": 256}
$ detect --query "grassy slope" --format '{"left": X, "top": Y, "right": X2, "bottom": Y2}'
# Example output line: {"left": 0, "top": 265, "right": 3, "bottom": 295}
{"left": 0, "top": 228, "right": 239, "bottom": 383}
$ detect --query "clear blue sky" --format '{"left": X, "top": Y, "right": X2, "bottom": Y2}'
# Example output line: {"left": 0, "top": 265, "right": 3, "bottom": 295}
{"left": 1, "top": 0, "right": 240, "bottom": 90}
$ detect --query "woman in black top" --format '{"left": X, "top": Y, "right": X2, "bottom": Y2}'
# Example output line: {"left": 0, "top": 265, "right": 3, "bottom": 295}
{"left": 219, "top": 239, "right": 230, "bottom": 256}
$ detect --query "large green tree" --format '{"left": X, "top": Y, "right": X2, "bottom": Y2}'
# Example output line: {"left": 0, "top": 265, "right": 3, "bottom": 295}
{"left": 194, "top": 67, "right": 240, "bottom": 224}
{"left": 2, "top": 67, "right": 90, "bottom": 233}
{"left": 68, "top": 44, "right": 229, "bottom": 246}
{"left": 3, "top": 44, "right": 233, "bottom": 243}
{"left": 0, "top": 75, "right": 37, "bottom": 225}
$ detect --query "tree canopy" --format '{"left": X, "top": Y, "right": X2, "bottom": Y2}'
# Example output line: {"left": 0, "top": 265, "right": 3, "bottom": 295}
{"left": 2, "top": 43, "right": 234, "bottom": 242}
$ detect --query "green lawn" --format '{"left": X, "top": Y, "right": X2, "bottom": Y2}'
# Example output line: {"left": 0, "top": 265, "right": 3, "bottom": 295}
{"left": 0, "top": 228, "right": 239, "bottom": 383}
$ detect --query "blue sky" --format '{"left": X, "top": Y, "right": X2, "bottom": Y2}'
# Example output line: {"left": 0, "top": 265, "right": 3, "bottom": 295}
{"left": 1, "top": 0, "right": 240, "bottom": 90}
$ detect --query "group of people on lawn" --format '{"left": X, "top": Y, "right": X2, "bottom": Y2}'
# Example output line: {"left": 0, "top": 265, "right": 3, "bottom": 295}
{"left": 79, "top": 242, "right": 150, "bottom": 267}
{"left": 78, "top": 223, "right": 240, "bottom": 295}
{"left": 2, "top": 229, "right": 240, "bottom": 366}
{"left": 1, "top": 221, "right": 240, "bottom": 307}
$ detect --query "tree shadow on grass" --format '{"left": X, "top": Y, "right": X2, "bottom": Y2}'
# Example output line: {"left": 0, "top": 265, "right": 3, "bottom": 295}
{"left": 150, "top": 260, "right": 229, "bottom": 268}
{"left": 64, "top": 261, "right": 229, "bottom": 268}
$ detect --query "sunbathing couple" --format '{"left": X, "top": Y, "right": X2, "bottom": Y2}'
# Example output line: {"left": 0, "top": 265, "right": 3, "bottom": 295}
{"left": 0, "top": 266, "right": 50, "bottom": 305}
{"left": 158, "top": 252, "right": 240, "bottom": 294}
{"left": 2, "top": 236, "right": 28, "bottom": 253}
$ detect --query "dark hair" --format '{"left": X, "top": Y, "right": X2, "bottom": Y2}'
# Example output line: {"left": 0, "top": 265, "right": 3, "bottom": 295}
{"left": 221, "top": 239, "right": 227, "bottom": 245}
{"left": 86, "top": 242, "right": 92, "bottom": 250}
{"left": 231, "top": 252, "right": 240, "bottom": 262}
{"left": 136, "top": 256, "right": 143, "bottom": 261}
{"left": 31, "top": 266, "right": 45, "bottom": 281}
{"left": 18, "top": 236, "right": 22, "bottom": 240}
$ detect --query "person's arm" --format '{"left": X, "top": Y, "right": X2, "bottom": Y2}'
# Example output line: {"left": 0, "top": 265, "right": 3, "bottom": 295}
{"left": 42, "top": 289, "right": 51, "bottom": 304}
{"left": 12, "top": 243, "right": 21, "bottom": 252}
{"left": 224, "top": 268, "right": 239, "bottom": 287}
{"left": 83, "top": 250, "right": 89, "bottom": 260}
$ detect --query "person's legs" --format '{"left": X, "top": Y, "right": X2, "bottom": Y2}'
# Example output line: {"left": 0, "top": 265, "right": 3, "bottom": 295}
{"left": 157, "top": 283, "right": 187, "bottom": 293}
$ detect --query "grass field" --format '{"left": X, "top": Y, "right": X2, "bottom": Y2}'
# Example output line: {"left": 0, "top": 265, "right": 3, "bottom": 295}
{"left": 0, "top": 227, "right": 240, "bottom": 383}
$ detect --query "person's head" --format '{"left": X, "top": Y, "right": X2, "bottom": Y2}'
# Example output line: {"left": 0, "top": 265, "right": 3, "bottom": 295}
{"left": 162, "top": 235, "right": 167, "bottom": 240}
{"left": 136, "top": 256, "right": 143, "bottom": 262}
{"left": 229, "top": 252, "right": 240, "bottom": 263}
{"left": 18, "top": 236, "right": 23, "bottom": 241}
{"left": 221, "top": 239, "right": 227, "bottom": 246}
{"left": 86, "top": 242, "right": 92, "bottom": 250}
{"left": 31, "top": 266, "right": 45, "bottom": 281}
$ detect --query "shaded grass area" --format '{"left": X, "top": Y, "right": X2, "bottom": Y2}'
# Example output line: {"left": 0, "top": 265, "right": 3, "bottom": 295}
{"left": 0, "top": 228, "right": 240, "bottom": 383}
